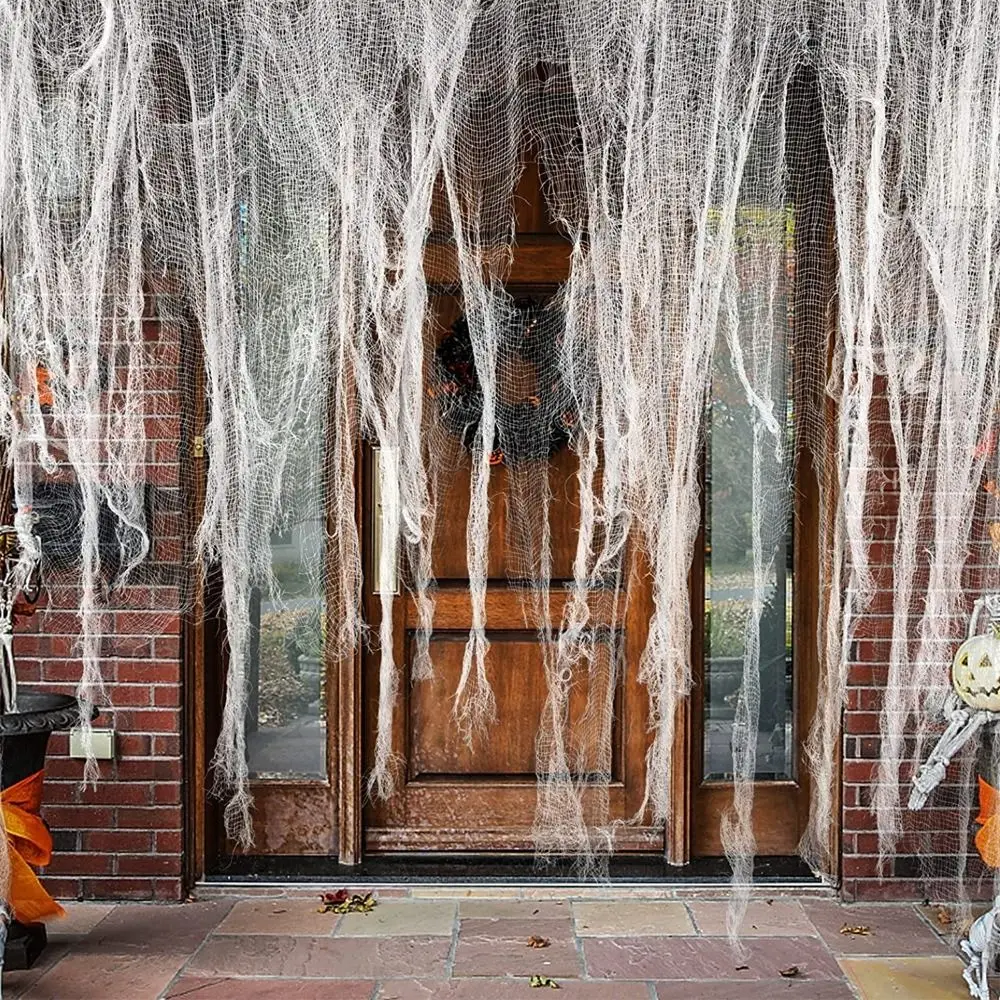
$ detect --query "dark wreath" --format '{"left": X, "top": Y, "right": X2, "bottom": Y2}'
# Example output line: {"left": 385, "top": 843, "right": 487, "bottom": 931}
{"left": 430, "top": 298, "right": 577, "bottom": 466}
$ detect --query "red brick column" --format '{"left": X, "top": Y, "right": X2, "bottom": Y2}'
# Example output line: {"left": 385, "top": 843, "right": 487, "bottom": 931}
{"left": 840, "top": 386, "right": 992, "bottom": 901}
{"left": 24, "top": 305, "right": 187, "bottom": 903}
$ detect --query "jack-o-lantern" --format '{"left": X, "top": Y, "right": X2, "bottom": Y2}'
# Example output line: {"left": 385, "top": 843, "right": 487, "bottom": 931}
{"left": 953, "top": 626, "right": 1000, "bottom": 712}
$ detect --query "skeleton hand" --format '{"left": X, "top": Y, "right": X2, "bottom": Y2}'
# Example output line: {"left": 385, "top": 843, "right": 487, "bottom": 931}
{"left": 909, "top": 696, "right": 989, "bottom": 811}
{"left": 909, "top": 759, "right": 948, "bottom": 811}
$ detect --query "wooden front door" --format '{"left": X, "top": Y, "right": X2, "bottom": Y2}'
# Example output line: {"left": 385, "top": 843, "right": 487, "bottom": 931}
{"left": 361, "top": 163, "right": 664, "bottom": 856}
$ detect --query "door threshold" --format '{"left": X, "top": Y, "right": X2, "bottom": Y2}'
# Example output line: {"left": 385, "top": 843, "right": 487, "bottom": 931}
{"left": 203, "top": 853, "right": 826, "bottom": 886}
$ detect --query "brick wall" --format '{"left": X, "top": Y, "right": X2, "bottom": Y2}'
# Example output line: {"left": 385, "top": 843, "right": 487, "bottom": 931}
{"left": 840, "top": 383, "right": 992, "bottom": 901}
{"left": 24, "top": 299, "right": 187, "bottom": 903}
{"left": 841, "top": 651, "right": 989, "bottom": 902}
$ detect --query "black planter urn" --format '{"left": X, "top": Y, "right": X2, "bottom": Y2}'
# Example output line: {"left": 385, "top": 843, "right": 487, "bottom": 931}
{"left": 0, "top": 691, "right": 82, "bottom": 787}
{"left": 0, "top": 691, "right": 85, "bottom": 974}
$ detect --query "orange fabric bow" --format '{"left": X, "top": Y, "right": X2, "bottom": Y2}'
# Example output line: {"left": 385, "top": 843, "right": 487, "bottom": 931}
{"left": 1, "top": 771, "right": 64, "bottom": 924}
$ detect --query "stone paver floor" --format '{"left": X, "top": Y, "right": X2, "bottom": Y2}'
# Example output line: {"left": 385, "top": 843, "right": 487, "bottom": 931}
{"left": 0, "top": 889, "right": 989, "bottom": 999}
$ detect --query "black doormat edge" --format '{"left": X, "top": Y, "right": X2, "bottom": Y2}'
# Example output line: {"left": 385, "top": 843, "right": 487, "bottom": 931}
{"left": 205, "top": 853, "right": 820, "bottom": 884}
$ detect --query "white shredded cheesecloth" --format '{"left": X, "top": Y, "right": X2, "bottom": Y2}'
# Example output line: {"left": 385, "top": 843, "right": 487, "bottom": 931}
{"left": 1, "top": 0, "right": 999, "bottom": 942}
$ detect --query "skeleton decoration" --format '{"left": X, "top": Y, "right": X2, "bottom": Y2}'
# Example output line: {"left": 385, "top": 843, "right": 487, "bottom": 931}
{"left": 0, "top": 514, "right": 43, "bottom": 992}
{"left": 960, "top": 897, "right": 1000, "bottom": 1000}
{"left": 0, "top": 515, "right": 41, "bottom": 717}
{"left": 910, "top": 596, "right": 1000, "bottom": 999}
{"left": 910, "top": 597, "right": 1000, "bottom": 812}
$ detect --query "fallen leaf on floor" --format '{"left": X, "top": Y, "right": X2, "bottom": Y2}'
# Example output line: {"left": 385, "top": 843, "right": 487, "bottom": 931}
{"left": 935, "top": 907, "right": 953, "bottom": 927}
{"left": 527, "top": 935, "right": 551, "bottom": 948}
{"left": 272, "top": 908, "right": 287, "bottom": 914}
{"left": 839, "top": 924, "right": 871, "bottom": 936}
{"left": 530, "top": 975, "right": 560, "bottom": 989}
{"left": 318, "top": 890, "right": 377, "bottom": 914}
{"left": 779, "top": 966, "right": 800, "bottom": 978}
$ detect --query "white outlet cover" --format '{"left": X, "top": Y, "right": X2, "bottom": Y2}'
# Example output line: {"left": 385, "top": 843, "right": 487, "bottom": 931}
{"left": 69, "top": 728, "right": 115, "bottom": 760}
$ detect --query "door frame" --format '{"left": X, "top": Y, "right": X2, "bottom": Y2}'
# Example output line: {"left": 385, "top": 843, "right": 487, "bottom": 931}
{"left": 188, "top": 237, "right": 840, "bottom": 881}
{"left": 187, "top": 348, "right": 838, "bottom": 879}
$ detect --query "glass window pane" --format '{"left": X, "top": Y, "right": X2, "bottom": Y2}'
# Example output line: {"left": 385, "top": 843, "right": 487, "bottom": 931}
{"left": 702, "top": 222, "right": 795, "bottom": 783}
{"left": 240, "top": 196, "right": 328, "bottom": 780}
{"left": 246, "top": 503, "right": 327, "bottom": 779}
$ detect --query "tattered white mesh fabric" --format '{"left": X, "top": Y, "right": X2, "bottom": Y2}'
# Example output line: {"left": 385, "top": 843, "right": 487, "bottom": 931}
{"left": 0, "top": 0, "right": 998, "bottom": 927}
{"left": 813, "top": 0, "right": 1000, "bottom": 932}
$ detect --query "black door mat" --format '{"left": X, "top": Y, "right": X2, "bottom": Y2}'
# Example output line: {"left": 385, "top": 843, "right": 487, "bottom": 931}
{"left": 206, "top": 853, "right": 819, "bottom": 884}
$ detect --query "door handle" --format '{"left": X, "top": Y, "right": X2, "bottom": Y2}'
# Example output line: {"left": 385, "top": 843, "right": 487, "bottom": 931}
{"left": 372, "top": 447, "right": 399, "bottom": 595}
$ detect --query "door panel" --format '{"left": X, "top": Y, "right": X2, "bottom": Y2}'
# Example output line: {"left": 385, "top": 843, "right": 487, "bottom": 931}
{"left": 362, "top": 459, "right": 660, "bottom": 852}
{"left": 407, "top": 631, "right": 620, "bottom": 780}
{"left": 431, "top": 447, "right": 581, "bottom": 582}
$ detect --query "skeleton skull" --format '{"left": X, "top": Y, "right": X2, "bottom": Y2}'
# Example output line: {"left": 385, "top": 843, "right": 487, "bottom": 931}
{"left": 952, "top": 633, "right": 1000, "bottom": 712}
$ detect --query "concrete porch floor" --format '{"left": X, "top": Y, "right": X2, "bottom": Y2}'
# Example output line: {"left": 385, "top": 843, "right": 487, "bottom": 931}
{"left": 0, "top": 888, "right": 986, "bottom": 999}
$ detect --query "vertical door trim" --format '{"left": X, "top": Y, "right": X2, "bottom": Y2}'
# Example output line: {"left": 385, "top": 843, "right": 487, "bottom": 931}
{"left": 182, "top": 294, "right": 210, "bottom": 888}
{"left": 668, "top": 698, "right": 691, "bottom": 865}
{"left": 335, "top": 438, "right": 364, "bottom": 865}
